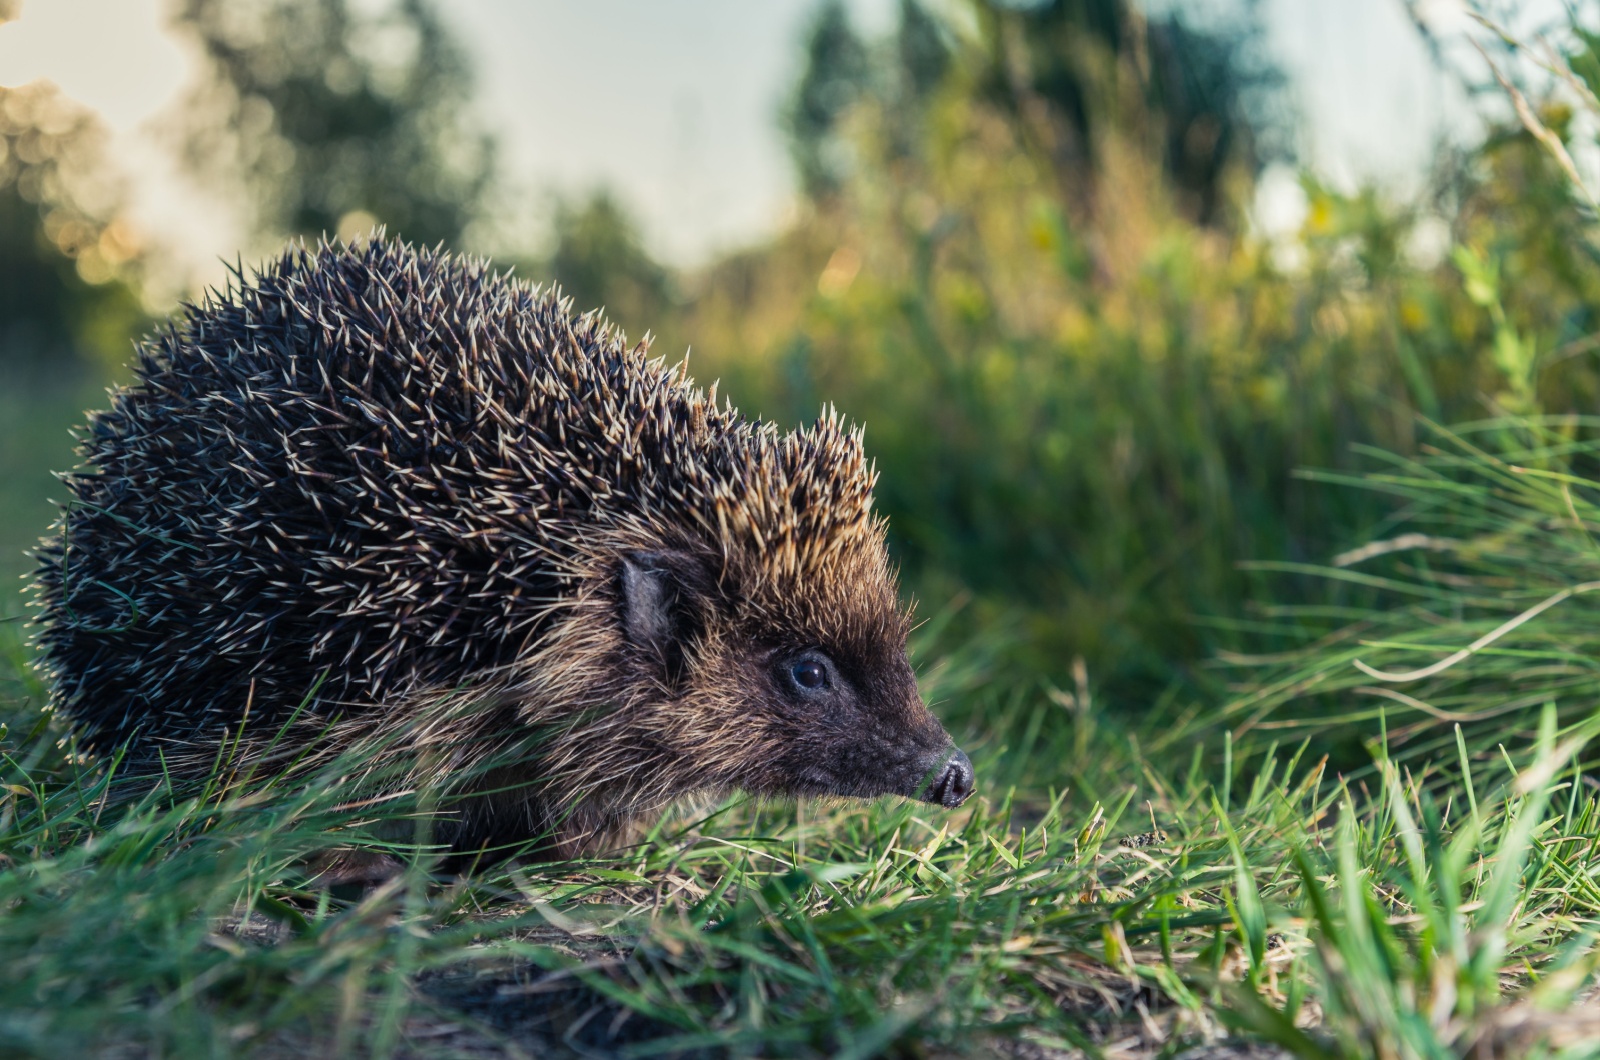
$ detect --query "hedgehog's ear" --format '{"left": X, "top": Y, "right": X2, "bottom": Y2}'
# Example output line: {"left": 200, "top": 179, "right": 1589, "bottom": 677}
{"left": 620, "top": 553, "right": 675, "bottom": 653}
{"left": 620, "top": 551, "right": 704, "bottom": 684}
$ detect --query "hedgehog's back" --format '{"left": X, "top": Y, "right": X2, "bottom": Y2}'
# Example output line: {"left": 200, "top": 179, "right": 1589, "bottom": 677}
{"left": 32, "top": 240, "right": 695, "bottom": 748}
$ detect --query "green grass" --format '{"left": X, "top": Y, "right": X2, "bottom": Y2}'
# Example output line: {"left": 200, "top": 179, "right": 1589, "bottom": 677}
{"left": 8, "top": 424, "right": 1600, "bottom": 1059}
{"left": 1, "top": 667, "right": 1598, "bottom": 1058}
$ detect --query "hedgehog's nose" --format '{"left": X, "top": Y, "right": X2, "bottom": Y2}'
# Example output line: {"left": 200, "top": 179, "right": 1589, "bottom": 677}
{"left": 927, "top": 749, "right": 974, "bottom": 808}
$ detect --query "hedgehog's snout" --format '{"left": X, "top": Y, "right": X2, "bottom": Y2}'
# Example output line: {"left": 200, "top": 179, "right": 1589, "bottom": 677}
{"left": 921, "top": 748, "right": 975, "bottom": 809}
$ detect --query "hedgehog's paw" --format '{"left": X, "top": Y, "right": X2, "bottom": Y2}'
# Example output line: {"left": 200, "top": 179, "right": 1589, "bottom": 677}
{"left": 303, "top": 847, "right": 406, "bottom": 892}
{"left": 547, "top": 807, "right": 647, "bottom": 861}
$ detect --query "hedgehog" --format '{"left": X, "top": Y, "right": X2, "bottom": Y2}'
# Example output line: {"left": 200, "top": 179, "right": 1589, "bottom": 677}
{"left": 30, "top": 237, "right": 973, "bottom": 859}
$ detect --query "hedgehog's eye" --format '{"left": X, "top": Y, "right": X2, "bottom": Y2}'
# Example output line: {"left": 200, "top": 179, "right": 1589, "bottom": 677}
{"left": 793, "top": 659, "right": 826, "bottom": 689}
{"left": 785, "top": 652, "right": 832, "bottom": 694}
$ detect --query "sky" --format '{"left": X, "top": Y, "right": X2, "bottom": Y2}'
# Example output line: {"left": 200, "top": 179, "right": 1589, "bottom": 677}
{"left": 0, "top": 0, "right": 1484, "bottom": 288}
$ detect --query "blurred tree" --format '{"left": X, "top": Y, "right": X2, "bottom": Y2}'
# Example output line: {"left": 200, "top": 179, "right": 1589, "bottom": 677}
{"left": 784, "top": 1, "right": 871, "bottom": 202}
{"left": 967, "top": 0, "right": 1288, "bottom": 227}
{"left": 170, "top": 0, "right": 496, "bottom": 247}
{"left": 545, "top": 190, "right": 672, "bottom": 340}
{"left": 1143, "top": 8, "right": 1288, "bottom": 225}
{"left": 784, "top": 0, "right": 1285, "bottom": 228}
{"left": 882, "top": 0, "right": 952, "bottom": 162}
{"left": 785, "top": 0, "right": 953, "bottom": 198}
{"left": 896, "top": 0, "right": 951, "bottom": 104}
{"left": 0, "top": 81, "right": 144, "bottom": 366}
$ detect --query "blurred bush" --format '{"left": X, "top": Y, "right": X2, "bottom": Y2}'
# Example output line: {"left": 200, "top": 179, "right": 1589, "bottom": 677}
{"left": 632, "top": 1, "right": 1600, "bottom": 707}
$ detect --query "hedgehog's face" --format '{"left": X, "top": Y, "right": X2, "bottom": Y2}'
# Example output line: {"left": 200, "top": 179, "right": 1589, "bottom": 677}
{"left": 751, "top": 639, "right": 974, "bottom": 809}
{"left": 618, "top": 549, "right": 974, "bottom": 810}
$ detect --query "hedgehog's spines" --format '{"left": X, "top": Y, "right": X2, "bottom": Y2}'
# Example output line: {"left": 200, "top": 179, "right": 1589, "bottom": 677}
{"left": 35, "top": 235, "right": 887, "bottom": 745}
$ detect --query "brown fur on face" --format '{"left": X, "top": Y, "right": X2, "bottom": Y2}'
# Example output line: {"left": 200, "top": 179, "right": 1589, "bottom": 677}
{"left": 32, "top": 238, "right": 974, "bottom": 861}
{"left": 426, "top": 520, "right": 968, "bottom": 859}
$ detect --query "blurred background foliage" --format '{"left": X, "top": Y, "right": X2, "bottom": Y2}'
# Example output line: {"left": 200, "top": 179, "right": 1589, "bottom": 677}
{"left": 0, "top": 80, "right": 143, "bottom": 365}
{"left": 169, "top": 0, "right": 496, "bottom": 247}
{"left": 4, "top": 0, "right": 1600, "bottom": 726}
